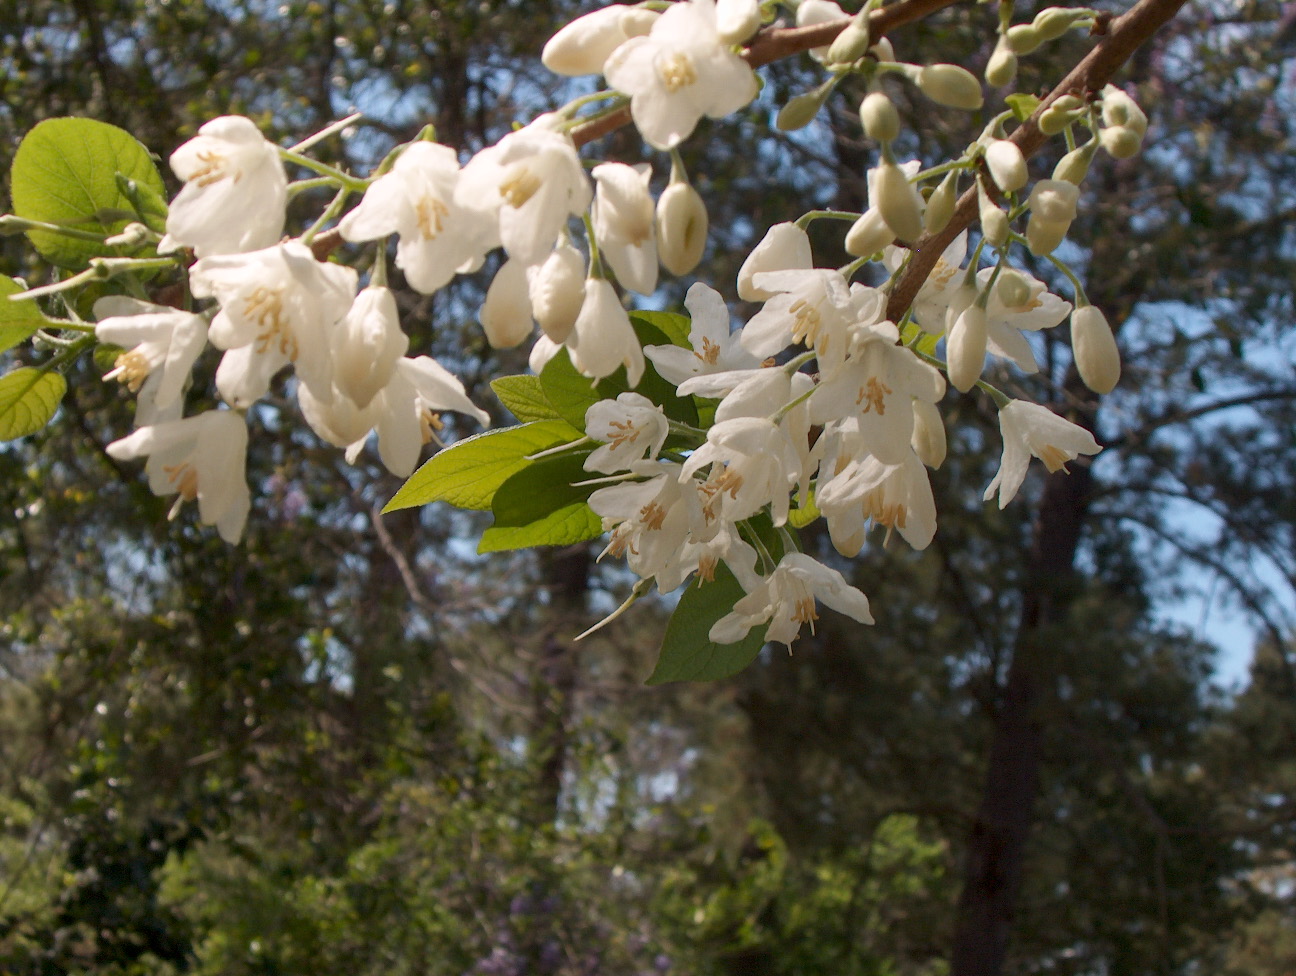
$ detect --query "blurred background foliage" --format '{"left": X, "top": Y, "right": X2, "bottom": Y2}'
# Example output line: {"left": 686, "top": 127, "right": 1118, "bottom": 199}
{"left": 2, "top": 1, "right": 1296, "bottom": 974}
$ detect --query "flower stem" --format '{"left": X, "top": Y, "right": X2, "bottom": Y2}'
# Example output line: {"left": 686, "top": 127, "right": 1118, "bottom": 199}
{"left": 278, "top": 149, "right": 370, "bottom": 192}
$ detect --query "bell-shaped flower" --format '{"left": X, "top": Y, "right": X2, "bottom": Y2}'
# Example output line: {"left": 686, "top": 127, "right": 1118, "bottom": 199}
{"left": 603, "top": 0, "right": 759, "bottom": 151}
{"left": 645, "top": 283, "right": 759, "bottom": 385}
{"left": 883, "top": 232, "right": 968, "bottom": 335}
{"left": 107, "top": 409, "right": 251, "bottom": 543}
{"left": 542, "top": 4, "right": 659, "bottom": 76}
{"left": 816, "top": 450, "right": 937, "bottom": 555}
{"left": 568, "top": 278, "right": 645, "bottom": 385}
{"left": 457, "top": 115, "right": 591, "bottom": 267}
{"left": 331, "top": 286, "right": 409, "bottom": 409}
{"left": 742, "top": 268, "right": 866, "bottom": 373}
{"left": 584, "top": 392, "right": 670, "bottom": 473}
{"left": 710, "top": 552, "right": 873, "bottom": 647}
{"left": 591, "top": 162, "right": 658, "bottom": 295}
{"left": 590, "top": 461, "right": 697, "bottom": 589}
{"left": 527, "top": 241, "right": 586, "bottom": 343}
{"left": 680, "top": 414, "right": 803, "bottom": 526}
{"left": 339, "top": 141, "right": 496, "bottom": 294}
{"left": 479, "top": 258, "right": 535, "bottom": 349}
{"left": 737, "top": 222, "right": 814, "bottom": 302}
{"left": 983, "top": 399, "right": 1102, "bottom": 508}
{"left": 93, "top": 297, "right": 208, "bottom": 414}
{"left": 190, "top": 241, "right": 358, "bottom": 408}
{"left": 162, "top": 116, "right": 287, "bottom": 258}
{"left": 977, "top": 267, "right": 1071, "bottom": 372}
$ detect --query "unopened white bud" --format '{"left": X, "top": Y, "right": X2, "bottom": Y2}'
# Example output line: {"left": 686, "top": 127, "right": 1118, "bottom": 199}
{"left": 844, "top": 208, "right": 895, "bottom": 257}
{"left": 778, "top": 84, "right": 833, "bottom": 131}
{"left": 911, "top": 398, "right": 947, "bottom": 469}
{"left": 1053, "top": 144, "right": 1096, "bottom": 185}
{"left": 105, "top": 222, "right": 150, "bottom": 247}
{"left": 923, "top": 172, "right": 958, "bottom": 234}
{"left": 985, "top": 41, "right": 1017, "bottom": 87}
{"left": 1101, "top": 85, "right": 1148, "bottom": 136}
{"left": 947, "top": 304, "right": 987, "bottom": 392}
{"left": 480, "top": 258, "right": 534, "bottom": 348}
{"left": 1071, "top": 304, "right": 1121, "bottom": 394}
{"left": 827, "top": 15, "right": 872, "bottom": 65}
{"left": 860, "top": 92, "right": 900, "bottom": 142}
{"left": 1100, "top": 125, "right": 1144, "bottom": 159}
{"left": 875, "top": 160, "right": 924, "bottom": 243}
{"left": 1026, "top": 217, "right": 1068, "bottom": 256}
{"left": 1052, "top": 94, "right": 1085, "bottom": 113}
{"left": 528, "top": 242, "right": 586, "bottom": 343}
{"left": 620, "top": 7, "right": 658, "bottom": 36}
{"left": 738, "top": 222, "right": 813, "bottom": 301}
{"left": 1038, "top": 108, "right": 1072, "bottom": 136}
{"left": 996, "top": 269, "right": 1033, "bottom": 309}
{"left": 656, "top": 181, "right": 708, "bottom": 276}
{"left": 984, "top": 139, "right": 1028, "bottom": 193}
{"left": 1033, "top": 7, "right": 1083, "bottom": 41}
{"left": 1005, "top": 24, "right": 1042, "bottom": 55}
{"left": 870, "top": 38, "right": 895, "bottom": 62}
{"left": 543, "top": 7, "right": 632, "bottom": 77}
{"left": 977, "top": 181, "right": 1009, "bottom": 248}
{"left": 716, "top": 0, "right": 762, "bottom": 45}
{"left": 1028, "top": 179, "right": 1079, "bottom": 222}
{"left": 917, "top": 63, "right": 984, "bottom": 110}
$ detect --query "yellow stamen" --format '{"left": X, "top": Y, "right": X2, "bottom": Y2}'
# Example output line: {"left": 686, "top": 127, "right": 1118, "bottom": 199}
{"left": 1038, "top": 444, "right": 1072, "bottom": 473}
{"left": 190, "top": 149, "right": 232, "bottom": 187}
{"left": 658, "top": 52, "right": 698, "bottom": 92}
{"left": 106, "top": 350, "right": 152, "bottom": 393}
{"left": 500, "top": 168, "right": 542, "bottom": 208}
{"left": 856, "top": 376, "right": 892, "bottom": 415}
{"left": 695, "top": 336, "right": 721, "bottom": 365}
{"left": 244, "top": 286, "right": 297, "bottom": 360}
{"left": 163, "top": 462, "right": 199, "bottom": 502}
{"left": 639, "top": 501, "right": 668, "bottom": 531}
{"left": 415, "top": 196, "right": 450, "bottom": 238}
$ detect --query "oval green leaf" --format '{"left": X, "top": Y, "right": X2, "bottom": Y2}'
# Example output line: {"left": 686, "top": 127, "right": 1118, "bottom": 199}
{"left": 0, "top": 278, "right": 51, "bottom": 354}
{"left": 478, "top": 452, "right": 602, "bottom": 553}
{"left": 11, "top": 117, "right": 167, "bottom": 268}
{"left": 0, "top": 368, "right": 67, "bottom": 440}
{"left": 646, "top": 563, "right": 767, "bottom": 684}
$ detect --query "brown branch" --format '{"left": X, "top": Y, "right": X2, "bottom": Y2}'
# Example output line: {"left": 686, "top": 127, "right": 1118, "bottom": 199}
{"left": 887, "top": 0, "right": 1192, "bottom": 321}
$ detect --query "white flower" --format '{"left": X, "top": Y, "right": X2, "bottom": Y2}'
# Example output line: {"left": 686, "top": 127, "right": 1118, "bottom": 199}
{"left": 591, "top": 162, "right": 658, "bottom": 295}
{"left": 331, "top": 286, "right": 409, "bottom": 409}
{"left": 655, "top": 181, "right": 708, "bottom": 276}
{"left": 603, "top": 0, "right": 759, "bottom": 151}
{"left": 983, "top": 399, "right": 1102, "bottom": 508}
{"left": 458, "top": 116, "right": 591, "bottom": 267}
{"left": 742, "top": 268, "right": 861, "bottom": 373}
{"left": 645, "top": 282, "right": 759, "bottom": 385}
{"left": 680, "top": 414, "right": 803, "bottom": 526}
{"left": 911, "top": 398, "right": 947, "bottom": 469}
{"left": 946, "top": 304, "right": 987, "bottom": 393}
{"left": 339, "top": 141, "right": 495, "bottom": 294}
{"left": 590, "top": 461, "right": 697, "bottom": 588}
{"left": 93, "top": 297, "right": 207, "bottom": 413}
{"left": 479, "top": 258, "right": 535, "bottom": 349}
{"left": 816, "top": 450, "right": 937, "bottom": 555}
{"left": 107, "top": 409, "right": 251, "bottom": 543}
{"left": 584, "top": 392, "right": 670, "bottom": 473}
{"left": 884, "top": 233, "right": 968, "bottom": 335}
{"left": 162, "top": 116, "right": 287, "bottom": 258}
{"left": 715, "top": 0, "right": 761, "bottom": 43}
{"left": 542, "top": 4, "right": 658, "bottom": 76}
{"left": 568, "top": 278, "right": 645, "bottom": 385}
{"left": 977, "top": 267, "right": 1071, "bottom": 373}
{"left": 1070, "top": 304, "right": 1121, "bottom": 394}
{"left": 527, "top": 242, "right": 586, "bottom": 343}
{"left": 190, "top": 241, "right": 358, "bottom": 408}
{"left": 710, "top": 553, "right": 873, "bottom": 647}
{"left": 737, "top": 222, "right": 813, "bottom": 302}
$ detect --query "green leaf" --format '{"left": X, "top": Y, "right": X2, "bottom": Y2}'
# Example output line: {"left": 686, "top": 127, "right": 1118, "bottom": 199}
{"left": 787, "top": 489, "right": 821, "bottom": 530}
{"left": 0, "top": 279, "right": 50, "bottom": 354}
{"left": 630, "top": 319, "right": 699, "bottom": 427}
{"left": 539, "top": 346, "right": 622, "bottom": 431}
{"left": 11, "top": 117, "right": 167, "bottom": 269}
{"left": 630, "top": 309, "right": 692, "bottom": 349}
{"left": 647, "top": 563, "right": 766, "bottom": 684}
{"left": 478, "top": 452, "right": 602, "bottom": 553}
{"left": 383, "top": 419, "right": 582, "bottom": 513}
{"left": 490, "top": 374, "right": 559, "bottom": 422}
{"left": 1005, "top": 93, "right": 1042, "bottom": 123}
{"left": 0, "top": 368, "right": 67, "bottom": 440}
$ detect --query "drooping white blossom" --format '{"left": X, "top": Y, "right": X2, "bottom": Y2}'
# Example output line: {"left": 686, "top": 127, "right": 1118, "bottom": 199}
{"left": 816, "top": 450, "right": 937, "bottom": 554}
{"left": 603, "top": 0, "right": 759, "bottom": 151}
{"left": 977, "top": 267, "right": 1072, "bottom": 373}
{"left": 737, "top": 222, "right": 814, "bottom": 302}
{"left": 983, "top": 399, "right": 1102, "bottom": 508}
{"left": 331, "top": 286, "right": 409, "bottom": 409}
{"left": 645, "top": 282, "right": 759, "bottom": 385}
{"left": 93, "top": 297, "right": 208, "bottom": 414}
{"left": 161, "top": 116, "right": 287, "bottom": 258}
{"left": 542, "top": 4, "right": 659, "bottom": 76}
{"left": 583, "top": 392, "right": 670, "bottom": 473}
{"left": 568, "top": 278, "right": 645, "bottom": 385}
{"left": 479, "top": 258, "right": 535, "bottom": 349}
{"left": 527, "top": 242, "right": 586, "bottom": 343}
{"left": 591, "top": 162, "right": 658, "bottom": 295}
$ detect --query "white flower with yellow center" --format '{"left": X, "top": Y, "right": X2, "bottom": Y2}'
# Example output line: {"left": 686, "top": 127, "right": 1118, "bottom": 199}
{"left": 161, "top": 116, "right": 287, "bottom": 258}
{"left": 339, "top": 141, "right": 495, "bottom": 294}
{"left": 93, "top": 297, "right": 208, "bottom": 415}
{"left": 710, "top": 552, "right": 874, "bottom": 647}
{"left": 107, "top": 409, "right": 251, "bottom": 543}
{"left": 591, "top": 162, "right": 658, "bottom": 295}
{"left": 816, "top": 450, "right": 937, "bottom": 555}
{"left": 977, "top": 267, "right": 1072, "bottom": 373}
{"left": 983, "top": 399, "right": 1102, "bottom": 508}
{"left": 603, "top": 0, "right": 759, "bottom": 151}
{"left": 190, "top": 241, "right": 357, "bottom": 408}
{"left": 568, "top": 278, "right": 645, "bottom": 385}
{"left": 584, "top": 392, "right": 670, "bottom": 474}
{"left": 645, "top": 283, "right": 759, "bottom": 386}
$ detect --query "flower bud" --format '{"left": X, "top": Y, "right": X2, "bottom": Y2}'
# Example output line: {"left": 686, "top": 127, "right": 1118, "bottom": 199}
{"left": 917, "top": 64, "right": 984, "bottom": 110}
{"left": 480, "top": 258, "right": 535, "bottom": 348}
{"left": 1101, "top": 85, "right": 1148, "bottom": 135}
{"left": 827, "top": 15, "right": 872, "bottom": 65}
{"left": 1100, "top": 125, "right": 1144, "bottom": 159}
{"left": 716, "top": 0, "right": 762, "bottom": 45}
{"left": 528, "top": 242, "right": 586, "bottom": 343}
{"left": 870, "top": 38, "right": 895, "bottom": 62}
{"left": 923, "top": 172, "right": 958, "bottom": 234}
{"left": 778, "top": 82, "right": 833, "bottom": 131}
{"left": 984, "top": 41, "right": 1017, "bottom": 87}
{"left": 1033, "top": 7, "right": 1082, "bottom": 41}
{"left": 542, "top": 7, "right": 630, "bottom": 77}
{"left": 1026, "top": 217, "right": 1067, "bottom": 256}
{"left": 656, "top": 181, "right": 708, "bottom": 276}
{"left": 911, "top": 398, "right": 947, "bottom": 469}
{"left": 1071, "top": 304, "right": 1121, "bottom": 394}
{"left": 977, "top": 181, "right": 1009, "bottom": 248}
{"left": 875, "top": 160, "right": 924, "bottom": 243}
{"left": 333, "top": 286, "right": 409, "bottom": 409}
{"left": 797, "top": 0, "right": 850, "bottom": 61}
{"left": 947, "top": 304, "right": 987, "bottom": 392}
{"left": 844, "top": 208, "right": 895, "bottom": 257}
{"left": 1053, "top": 143, "right": 1097, "bottom": 185}
{"left": 1038, "top": 107, "right": 1072, "bottom": 136}
{"left": 738, "top": 222, "right": 812, "bottom": 302}
{"left": 1028, "top": 179, "right": 1079, "bottom": 222}
{"left": 620, "top": 7, "right": 659, "bottom": 37}
{"left": 1052, "top": 94, "right": 1085, "bottom": 113}
{"left": 859, "top": 92, "right": 900, "bottom": 142}
{"left": 996, "top": 269, "right": 1033, "bottom": 309}
{"left": 984, "top": 139, "right": 1028, "bottom": 193}
{"left": 1005, "top": 24, "right": 1042, "bottom": 55}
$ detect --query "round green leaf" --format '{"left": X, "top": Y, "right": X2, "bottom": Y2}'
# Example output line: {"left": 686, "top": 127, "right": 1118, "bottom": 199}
{"left": 11, "top": 117, "right": 167, "bottom": 269}
{"left": 0, "top": 368, "right": 67, "bottom": 440}
{"left": 0, "top": 278, "right": 51, "bottom": 354}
